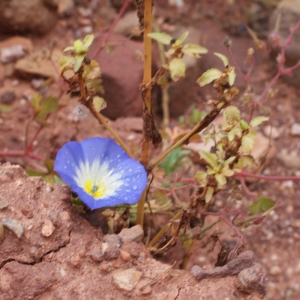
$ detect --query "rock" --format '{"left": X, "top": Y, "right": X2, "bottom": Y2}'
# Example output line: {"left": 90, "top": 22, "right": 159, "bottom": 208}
{"left": 41, "top": 219, "right": 55, "bottom": 237}
{"left": 0, "top": 0, "right": 58, "bottom": 35}
{"left": 88, "top": 251, "right": 104, "bottom": 262}
{"left": 2, "top": 219, "right": 24, "bottom": 238}
{"left": 291, "top": 123, "right": 300, "bottom": 135}
{"left": 113, "top": 268, "right": 142, "bottom": 291}
{"left": 58, "top": 0, "right": 74, "bottom": 17}
{"left": 0, "top": 91, "right": 16, "bottom": 105}
{"left": 120, "top": 249, "right": 131, "bottom": 262}
{"left": 77, "top": 6, "right": 93, "bottom": 18}
{"left": 102, "top": 234, "right": 123, "bottom": 260}
{"left": 263, "top": 125, "right": 281, "bottom": 139}
{"left": 0, "top": 198, "right": 9, "bottom": 209}
{"left": 277, "top": 149, "right": 300, "bottom": 169}
{"left": 118, "top": 225, "right": 144, "bottom": 243}
{"left": 78, "top": 17, "right": 92, "bottom": 26}
{"left": 31, "top": 79, "right": 45, "bottom": 90}
{"left": 0, "top": 37, "right": 33, "bottom": 64}
{"left": 103, "top": 233, "right": 123, "bottom": 247}
{"left": 15, "top": 49, "right": 63, "bottom": 78}
{"left": 114, "top": 11, "right": 140, "bottom": 37}
{"left": 0, "top": 45, "right": 26, "bottom": 64}
{"left": 269, "top": 265, "right": 282, "bottom": 275}
{"left": 236, "top": 263, "right": 266, "bottom": 294}
{"left": 88, "top": 34, "right": 144, "bottom": 119}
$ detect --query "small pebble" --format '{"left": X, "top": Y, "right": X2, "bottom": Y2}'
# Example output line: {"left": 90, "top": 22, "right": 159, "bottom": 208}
{"left": 31, "top": 78, "right": 45, "bottom": 90}
{"left": 0, "top": 91, "right": 16, "bottom": 104}
{"left": 120, "top": 249, "right": 131, "bottom": 262}
{"left": 113, "top": 268, "right": 142, "bottom": 291}
{"left": 89, "top": 251, "right": 104, "bottom": 262}
{"left": 263, "top": 125, "right": 280, "bottom": 139}
{"left": 78, "top": 17, "right": 92, "bottom": 26}
{"left": 269, "top": 265, "right": 282, "bottom": 275}
{"left": 82, "top": 26, "right": 93, "bottom": 34}
{"left": 118, "top": 225, "right": 144, "bottom": 243}
{"left": 71, "top": 255, "right": 81, "bottom": 267}
{"left": 0, "top": 197, "right": 9, "bottom": 209}
{"left": 2, "top": 219, "right": 24, "bottom": 238}
{"left": 41, "top": 219, "right": 55, "bottom": 237}
{"left": 11, "top": 80, "right": 19, "bottom": 86}
{"left": 77, "top": 7, "right": 93, "bottom": 17}
{"left": 0, "top": 45, "right": 26, "bottom": 63}
{"left": 291, "top": 123, "right": 300, "bottom": 136}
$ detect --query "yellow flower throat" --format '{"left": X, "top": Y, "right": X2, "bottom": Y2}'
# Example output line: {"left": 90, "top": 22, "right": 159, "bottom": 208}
{"left": 84, "top": 179, "right": 106, "bottom": 198}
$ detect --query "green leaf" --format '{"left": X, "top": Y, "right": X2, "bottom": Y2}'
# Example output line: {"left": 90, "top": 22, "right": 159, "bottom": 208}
{"left": 175, "top": 32, "right": 189, "bottom": 46}
{"left": 199, "top": 151, "right": 218, "bottom": 168}
{"left": 197, "top": 68, "right": 222, "bottom": 87}
{"left": 45, "top": 158, "right": 54, "bottom": 172}
{"left": 248, "top": 196, "right": 276, "bottom": 215}
{"left": 63, "top": 46, "right": 75, "bottom": 52}
{"left": 234, "top": 155, "right": 254, "bottom": 170}
{"left": 250, "top": 116, "right": 269, "bottom": 127}
{"left": 93, "top": 96, "right": 107, "bottom": 112}
{"left": 159, "top": 146, "right": 190, "bottom": 176}
{"left": 224, "top": 156, "right": 236, "bottom": 166}
{"left": 157, "top": 74, "right": 168, "bottom": 86}
{"left": 194, "top": 171, "right": 207, "bottom": 186}
{"left": 83, "top": 34, "right": 94, "bottom": 48}
{"left": 147, "top": 32, "right": 173, "bottom": 45}
{"left": 0, "top": 103, "right": 12, "bottom": 113}
{"left": 214, "top": 52, "right": 229, "bottom": 67}
{"left": 182, "top": 43, "right": 208, "bottom": 57}
{"left": 215, "top": 173, "right": 226, "bottom": 187}
{"left": 74, "top": 55, "right": 85, "bottom": 72}
{"left": 224, "top": 106, "right": 241, "bottom": 124}
{"left": 36, "top": 96, "right": 58, "bottom": 119}
{"left": 239, "top": 119, "right": 249, "bottom": 130}
{"left": 205, "top": 186, "right": 214, "bottom": 203}
{"left": 241, "top": 134, "right": 255, "bottom": 153}
{"left": 228, "top": 67, "right": 236, "bottom": 86}
{"left": 228, "top": 127, "right": 242, "bottom": 141}
{"left": 169, "top": 58, "right": 186, "bottom": 81}
{"left": 26, "top": 169, "right": 47, "bottom": 177}
{"left": 74, "top": 40, "right": 84, "bottom": 53}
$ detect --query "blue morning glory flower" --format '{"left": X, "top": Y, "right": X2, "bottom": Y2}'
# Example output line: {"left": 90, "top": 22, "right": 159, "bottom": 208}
{"left": 54, "top": 137, "right": 147, "bottom": 210}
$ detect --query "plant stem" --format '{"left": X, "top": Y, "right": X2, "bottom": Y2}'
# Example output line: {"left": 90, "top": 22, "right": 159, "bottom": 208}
{"left": 236, "top": 171, "right": 300, "bottom": 181}
{"left": 86, "top": 101, "right": 132, "bottom": 156}
{"left": 0, "top": 151, "right": 45, "bottom": 161}
{"left": 148, "top": 101, "right": 229, "bottom": 171}
{"left": 92, "top": 0, "right": 132, "bottom": 59}
{"left": 137, "top": 0, "right": 152, "bottom": 226}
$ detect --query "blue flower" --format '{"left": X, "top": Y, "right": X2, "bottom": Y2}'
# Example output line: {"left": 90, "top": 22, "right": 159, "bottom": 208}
{"left": 54, "top": 137, "right": 147, "bottom": 210}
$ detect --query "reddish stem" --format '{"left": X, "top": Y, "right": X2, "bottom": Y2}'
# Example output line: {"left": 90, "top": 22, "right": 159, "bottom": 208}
{"left": 0, "top": 151, "right": 45, "bottom": 161}
{"left": 237, "top": 171, "right": 300, "bottom": 181}
{"left": 92, "top": 0, "right": 132, "bottom": 59}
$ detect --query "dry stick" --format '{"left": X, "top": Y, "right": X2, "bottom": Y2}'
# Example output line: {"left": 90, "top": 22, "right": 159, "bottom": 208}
{"left": 85, "top": 101, "right": 132, "bottom": 156}
{"left": 148, "top": 101, "right": 230, "bottom": 172}
{"left": 136, "top": 0, "right": 152, "bottom": 226}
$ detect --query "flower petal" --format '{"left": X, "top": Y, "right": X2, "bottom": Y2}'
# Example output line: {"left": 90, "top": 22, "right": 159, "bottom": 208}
{"left": 54, "top": 141, "right": 85, "bottom": 187}
{"left": 54, "top": 137, "right": 148, "bottom": 210}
